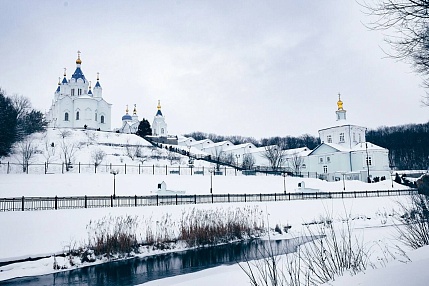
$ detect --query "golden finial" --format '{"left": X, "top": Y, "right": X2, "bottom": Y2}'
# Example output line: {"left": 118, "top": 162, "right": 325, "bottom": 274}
{"left": 63, "top": 68, "right": 67, "bottom": 76}
{"left": 97, "top": 72, "right": 99, "bottom": 81}
{"left": 76, "top": 50, "right": 82, "bottom": 64}
{"left": 337, "top": 92, "right": 343, "bottom": 110}
{"left": 133, "top": 104, "right": 137, "bottom": 115}
{"left": 157, "top": 100, "right": 161, "bottom": 110}
{"left": 126, "top": 105, "right": 129, "bottom": 114}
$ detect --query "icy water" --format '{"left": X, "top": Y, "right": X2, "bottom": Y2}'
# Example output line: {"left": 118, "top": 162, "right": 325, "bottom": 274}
{"left": 2, "top": 236, "right": 318, "bottom": 286}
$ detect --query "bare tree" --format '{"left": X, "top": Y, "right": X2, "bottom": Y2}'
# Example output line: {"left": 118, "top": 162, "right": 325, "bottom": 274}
{"left": 362, "top": 0, "right": 429, "bottom": 104}
{"left": 167, "top": 150, "right": 182, "bottom": 165}
{"left": 124, "top": 139, "right": 142, "bottom": 161}
{"left": 211, "top": 146, "right": 227, "bottom": 171}
{"left": 290, "top": 151, "right": 304, "bottom": 175}
{"left": 261, "top": 145, "right": 286, "bottom": 172}
{"left": 10, "top": 94, "right": 31, "bottom": 120}
{"left": 15, "top": 138, "right": 37, "bottom": 172}
{"left": 60, "top": 138, "right": 77, "bottom": 171}
{"left": 43, "top": 138, "right": 57, "bottom": 169}
{"left": 58, "top": 129, "right": 72, "bottom": 139}
{"left": 91, "top": 149, "right": 106, "bottom": 169}
{"left": 242, "top": 153, "right": 255, "bottom": 170}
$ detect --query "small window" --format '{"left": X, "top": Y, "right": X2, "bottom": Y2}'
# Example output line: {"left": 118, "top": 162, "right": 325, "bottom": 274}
{"left": 161, "top": 128, "right": 164, "bottom": 134}
{"left": 366, "top": 156, "right": 372, "bottom": 166}
{"left": 323, "top": 165, "right": 328, "bottom": 173}
{"left": 64, "top": 112, "right": 69, "bottom": 121}
{"left": 95, "top": 113, "right": 97, "bottom": 121}
{"left": 302, "top": 164, "right": 306, "bottom": 169}
{"left": 101, "top": 115, "right": 105, "bottom": 124}
{"left": 327, "top": 157, "right": 331, "bottom": 163}
{"left": 319, "top": 157, "right": 324, "bottom": 163}
{"left": 78, "top": 89, "right": 82, "bottom": 96}
{"left": 339, "top": 133, "right": 345, "bottom": 142}
{"left": 71, "top": 89, "right": 75, "bottom": 96}
{"left": 327, "top": 135, "right": 332, "bottom": 143}
{"left": 76, "top": 111, "right": 80, "bottom": 120}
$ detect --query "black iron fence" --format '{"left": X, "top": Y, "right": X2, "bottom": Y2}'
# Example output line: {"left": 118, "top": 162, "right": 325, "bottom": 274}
{"left": 0, "top": 189, "right": 417, "bottom": 212}
{"left": 0, "top": 162, "right": 323, "bottom": 178}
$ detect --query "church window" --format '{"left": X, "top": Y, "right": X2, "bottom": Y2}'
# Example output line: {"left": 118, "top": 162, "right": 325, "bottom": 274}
{"left": 323, "top": 165, "right": 328, "bottom": 173}
{"left": 76, "top": 111, "right": 80, "bottom": 120}
{"left": 319, "top": 157, "right": 324, "bottom": 163}
{"left": 327, "top": 157, "right": 331, "bottom": 163}
{"left": 101, "top": 115, "right": 105, "bottom": 124}
{"left": 366, "top": 156, "right": 372, "bottom": 166}
{"left": 327, "top": 135, "right": 332, "bottom": 143}
{"left": 161, "top": 128, "right": 164, "bottom": 134}
{"left": 339, "top": 133, "right": 345, "bottom": 142}
{"left": 71, "top": 89, "right": 75, "bottom": 96}
{"left": 95, "top": 113, "right": 97, "bottom": 121}
{"left": 64, "top": 112, "right": 69, "bottom": 121}
{"left": 78, "top": 89, "right": 82, "bottom": 96}
{"left": 302, "top": 164, "right": 306, "bottom": 169}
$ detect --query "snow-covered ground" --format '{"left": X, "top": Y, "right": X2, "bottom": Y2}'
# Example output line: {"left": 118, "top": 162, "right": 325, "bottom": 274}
{"left": 0, "top": 130, "right": 426, "bottom": 285}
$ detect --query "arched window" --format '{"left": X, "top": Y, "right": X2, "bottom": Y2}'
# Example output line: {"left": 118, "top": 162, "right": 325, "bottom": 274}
{"left": 64, "top": 112, "right": 69, "bottom": 121}
{"left": 161, "top": 128, "right": 164, "bottom": 134}
{"left": 76, "top": 111, "right": 80, "bottom": 120}
{"left": 101, "top": 115, "right": 105, "bottom": 124}
{"left": 95, "top": 113, "right": 97, "bottom": 121}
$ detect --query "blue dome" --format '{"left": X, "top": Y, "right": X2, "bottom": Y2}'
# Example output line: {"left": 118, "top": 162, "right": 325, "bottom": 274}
{"left": 71, "top": 67, "right": 86, "bottom": 82}
{"left": 122, "top": 114, "right": 132, "bottom": 121}
{"left": 156, "top": 109, "right": 163, "bottom": 116}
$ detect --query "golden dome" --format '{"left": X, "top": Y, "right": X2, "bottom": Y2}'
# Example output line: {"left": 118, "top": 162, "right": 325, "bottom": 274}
{"left": 157, "top": 100, "right": 161, "bottom": 110}
{"left": 337, "top": 93, "right": 343, "bottom": 110}
{"left": 76, "top": 50, "right": 82, "bottom": 64}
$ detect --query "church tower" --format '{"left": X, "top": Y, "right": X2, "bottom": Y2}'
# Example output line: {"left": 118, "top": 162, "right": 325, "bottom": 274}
{"left": 152, "top": 100, "right": 168, "bottom": 136}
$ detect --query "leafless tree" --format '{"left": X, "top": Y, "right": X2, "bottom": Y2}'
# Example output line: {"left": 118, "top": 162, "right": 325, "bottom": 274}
{"left": 167, "top": 151, "right": 182, "bottom": 165}
{"left": 290, "top": 151, "right": 304, "bottom": 175}
{"left": 211, "top": 147, "right": 227, "bottom": 171}
{"left": 60, "top": 138, "right": 77, "bottom": 171}
{"left": 91, "top": 149, "right": 106, "bottom": 169}
{"left": 361, "top": 0, "right": 429, "bottom": 104}
{"left": 15, "top": 138, "right": 37, "bottom": 172}
{"left": 10, "top": 94, "right": 31, "bottom": 120}
{"left": 261, "top": 144, "right": 286, "bottom": 172}
{"left": 124, "top": 139, "right": 142, "bottom": 161}
{"left": 43, "top": 138, "right": 57, "bottom": 169}
{"left": 241, "top": 153, "right": 255, "bottom": 170}
{"left": 58, "top": 129, "right": 72, "bottom": 139}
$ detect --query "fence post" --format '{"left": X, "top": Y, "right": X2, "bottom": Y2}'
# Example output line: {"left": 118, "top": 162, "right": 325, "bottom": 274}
{"left": 377, "top": 190, "right": 379, "bottom": 197}
{"left": 125, "top": 164, "right": 127, "bottom": 174}
{"left": 194, "top": 194, "right": 197, "bottom": 204}
{"left": 165, "top": 165, "right": 167, "bottom": 175}
{"left": 79, "top": 162, "right": 81, "bottom": 173}
{"left": 111, "top": 196, "right": 113, "bottom": 207}
{"left": 153, "top": 165, "right": 155, "bottom": 175}
{"left": 288, "top": 193, "right": 291, "bottom": 201}
{"left": 179, "top": 165, "right": 181, "bottom": 175}
{"left": 7, "top": 162, "right": 10, "bottom": 174}
{"left": 203, "top": 166, "right": 204, "bottom": 176}
{"left": 156, "top": 195, "right": 159, "bottom": 206}
{"left": 21, "top": 196, "right": 24, "bottom": 211}
{"left": 244, "top": 193, "right": 247, "bottom": 202}
{"left": 224, "top": 167, "right": 226, "bottom": 176}
{"left": 176, "top": 194, "right": 178, "bottom": 205}
{"left": 260, "top": 193, "right": 262, "bottom": 202}
{"left": 55, "top": 196, "right": 58, "bottom": 210}
{"left": 212, "top": 193, "right": 214, "bottom": 204}
{"left": 95, "top": 163, "right": 97, "bottom": 174}
{"left": 341, "top": 192, "right": 344, "bottom": 199}
{"left": 228, "top": 193, "right": 230, "bottom": 203}
{"left": 62, "top": 163, "right": 64, "bottom": 174}
{"left": 110, "top": 163, "right": 112, "bottom": 170}
{"left": 85, "top": 195, "right": 87, "bottom": 208}
{"left": 135, "top": 195, "right": 137, "bottom": 207}
{"left": 26, "top": 162, "right": 29, "bottom": 174}
{"left": 354, "top": 191, "right": 357, "bottom": 198}
{"left": 44, "top": 162, "right": 47, "bottom": 174}
{"left": 139, "top": 164, "right": 141, "bottom": 175}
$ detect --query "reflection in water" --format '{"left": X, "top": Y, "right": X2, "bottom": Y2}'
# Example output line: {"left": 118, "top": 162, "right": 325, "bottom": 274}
{"left": 3, "top": 236, "right": 319, "bottom": 286}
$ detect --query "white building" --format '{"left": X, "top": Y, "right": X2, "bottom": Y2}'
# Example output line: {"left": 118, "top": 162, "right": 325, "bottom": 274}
{"left": 152, "top": 100, "right": 168, "bottom": 136}
{"left": 46, "top": 52, "right": 112, "bottom": 131}
{"left": 303, "top": 95, "right": 390, "bottom": 182}
{"left": 117, "top": 104, "right": 140, "bottom": 134}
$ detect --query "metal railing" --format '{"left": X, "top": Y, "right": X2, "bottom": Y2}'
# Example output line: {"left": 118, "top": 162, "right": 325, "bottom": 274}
{"left": 0, "top": 189, "right": 417, "bottom": 212}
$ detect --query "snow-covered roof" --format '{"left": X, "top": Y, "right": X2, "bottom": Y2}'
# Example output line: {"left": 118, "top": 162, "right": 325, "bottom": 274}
{"left": 222, "top": 143, "right": 256, "bottom": 152}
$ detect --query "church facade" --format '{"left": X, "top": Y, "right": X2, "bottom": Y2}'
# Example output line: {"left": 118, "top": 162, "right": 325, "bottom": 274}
{"left": 46, "top": 52, "right": 112, "bottom": 131}
{"left": 301, "top": 96, "right": 390, "bottom": 182}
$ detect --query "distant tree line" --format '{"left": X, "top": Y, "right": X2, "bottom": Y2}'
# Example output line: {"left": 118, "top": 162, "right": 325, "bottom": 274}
{"left": 0, "top": 88, "right": 47, "bottom": 157}
{"left": 184, "top": 132, "right": 320, "bottom": 150}
{"left": 366, "top": 122, "right": 429, "bottom": 170}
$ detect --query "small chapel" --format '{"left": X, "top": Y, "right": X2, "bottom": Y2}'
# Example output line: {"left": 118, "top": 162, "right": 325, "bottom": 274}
{"left": 46, "top": 52, "right": 112, "bottom": 131}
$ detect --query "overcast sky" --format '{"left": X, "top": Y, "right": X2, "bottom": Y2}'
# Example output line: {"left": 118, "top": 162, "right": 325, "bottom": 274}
{"left": 1, "top": 0, "right": 427, "bottom": 139}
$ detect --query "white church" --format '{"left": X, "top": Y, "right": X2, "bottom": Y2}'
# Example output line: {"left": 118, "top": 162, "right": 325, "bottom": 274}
{"left": 46, "top": 52, "right": 112, "bottom": 131}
